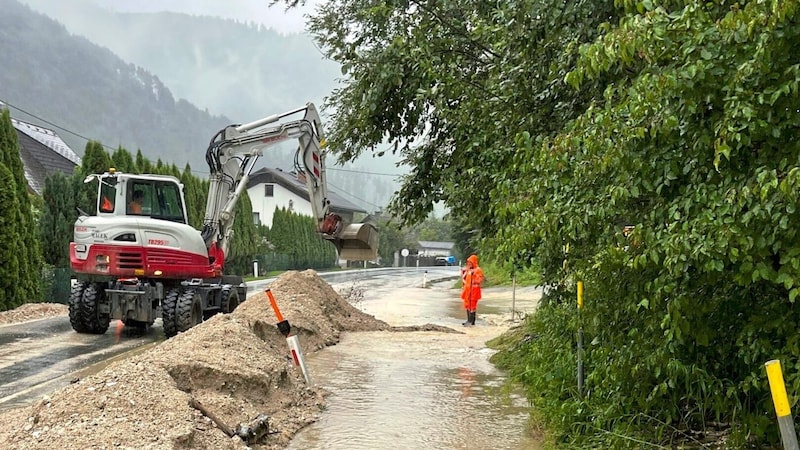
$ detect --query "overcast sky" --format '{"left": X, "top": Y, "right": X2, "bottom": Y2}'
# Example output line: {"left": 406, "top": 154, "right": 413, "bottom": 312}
{"left": 93, "top": 0, "right": 319, "bottom": 35}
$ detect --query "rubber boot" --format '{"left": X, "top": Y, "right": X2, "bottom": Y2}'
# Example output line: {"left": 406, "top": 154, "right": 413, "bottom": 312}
{"left": 470, "top": 311, "right": 477, "bottom": 325}
{"left": 462, "top": 311, "right": 471, "bottom": 326}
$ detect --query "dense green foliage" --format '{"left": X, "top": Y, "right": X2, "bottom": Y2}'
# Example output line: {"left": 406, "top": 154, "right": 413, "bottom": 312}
{"left": 39, "top": 172, "right": 75, "bottom": 267}
{"left": 304, "top": 0, "right": 800, "bottom": 446}
{"left": 375, "top": 214, "right": 461, "bottom": 263}
{"left": 0, "top": 164, "right": 22, "bottom": 310}
{"left": 259, "top": 207, "right": 338, "bottom": 271}
{"left": 0, "top": 109, "right": 42, "bottom": 307}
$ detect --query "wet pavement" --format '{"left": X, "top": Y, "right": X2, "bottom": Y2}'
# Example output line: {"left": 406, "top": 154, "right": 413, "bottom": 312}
{"left": 0, "top": 266, "right": 542, "bottom": 449}
{"left": 0, "top": 267, "right": 460, "bottom": 413}
{"left": 288, "top": 268, "right": 542, "bottom": 450}
{"left": 0, "top": 318, "right": 156, "bottom": 411}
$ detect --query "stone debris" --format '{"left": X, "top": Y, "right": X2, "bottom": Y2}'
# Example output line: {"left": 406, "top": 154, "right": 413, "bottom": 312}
{"left": 0, "top": 270, "right": 390, "bottom": 449}
{"left": 0, "top": 303, "right": 68, "bottom": 325}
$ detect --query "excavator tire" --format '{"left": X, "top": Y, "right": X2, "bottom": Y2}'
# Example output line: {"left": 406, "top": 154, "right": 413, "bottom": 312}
{"left": 68, "top": 282, "right": 88, "bottom": 333}
{"left": 162, "top": 288, "right": 181, "bottom": 338}
{"left": 175, "top": 290, "right": 202, "bottom": 334}
{"left": 222, "top": 287, "right": 240, "bottom": 314}
{"left": 73, "top": 283, "right": 110, "bottom": 335}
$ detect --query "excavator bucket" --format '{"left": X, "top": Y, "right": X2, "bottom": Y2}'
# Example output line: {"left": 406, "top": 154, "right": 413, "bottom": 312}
{"left": 334, "top": 222, "right": 379, "bottom": 261}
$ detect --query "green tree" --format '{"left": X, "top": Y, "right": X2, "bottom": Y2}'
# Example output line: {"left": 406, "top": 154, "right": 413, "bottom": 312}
{"left": 134, "top": 149, "right": 152, "bottom": 173}
{"left": 80, "top": 141, "right": 112, "bottom": 176}
{"left": 413, "top": 216, "right": 454, "bottom": 242}
{"left": 0, "top": 164, "right": 21, "bottom": 309}
{"left": 0, "top": 109, "right": 41, "bottom": 303}
{"left": 181, "top": 164, "right": 207, "bottom": 228}
{"left": 39, "top": 172, "right": 75, "bottom": 267}
{"left": 110, "top": 146, "right": 136, "bottom": 173}
{"left": 307, "top": 0, "right": 618, "bottom": 244}
{"left": 487, "top": 0, "right": 800, "bottom": 447}
{"left": 226, "top": 192, "right": 260, "bottom": 275}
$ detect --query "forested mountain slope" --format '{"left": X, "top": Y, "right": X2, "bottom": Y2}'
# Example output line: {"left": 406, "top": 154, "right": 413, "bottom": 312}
{"left": 2, "top": 0, "right": 399, "bottom": 211}
{"left": 19, "top": 0, "right": 341, "bottom": 126}
{"left": 0, "top": 0, "right": 231, "bottom": 171}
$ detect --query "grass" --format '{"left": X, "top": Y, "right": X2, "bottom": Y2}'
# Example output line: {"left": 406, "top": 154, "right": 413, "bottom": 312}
{"left": 451, "top": 261, "right": 542, "bottom": 289}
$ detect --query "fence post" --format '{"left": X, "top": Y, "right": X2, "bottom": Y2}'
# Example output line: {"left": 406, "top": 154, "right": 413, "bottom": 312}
{"left": 511, "top": 273, "right": 516, "bottom": 322}
{"left": 765, "top": 359, "right": 799, "bottom": 450}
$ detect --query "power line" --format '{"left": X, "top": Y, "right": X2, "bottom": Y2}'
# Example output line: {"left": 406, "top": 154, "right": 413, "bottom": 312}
{"left": 0, "top": 98, "right": 120, "bottom": 154}
{"left": 327, "top": 166, "right": 405, "bottom": 177}
{"left": 2, "top": 97, "right": 393, "bottom": 207}
{"left": 327, "top": 179, "right": 386, "bottom": 211}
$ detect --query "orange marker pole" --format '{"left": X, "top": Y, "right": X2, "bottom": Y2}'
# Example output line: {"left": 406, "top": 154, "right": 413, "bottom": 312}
{"left": 266, "top": 289, "right": 284, "bottom": 322}
{"left": 266, "top": 289, "right": 310, "bottom": 384}
{"left": 266, "top": 289, "right": 291, "bottom": 336}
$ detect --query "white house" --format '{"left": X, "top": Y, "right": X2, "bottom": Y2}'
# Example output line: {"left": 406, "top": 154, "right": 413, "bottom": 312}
{"left": 246, "top": 167, "right": 367, "bottom": 228}
{"left": 417, "top": 240, "right": 456, "bottom": 257}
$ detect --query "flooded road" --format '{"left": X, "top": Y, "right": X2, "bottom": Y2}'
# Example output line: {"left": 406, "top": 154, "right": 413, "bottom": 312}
{"left": 289, "top": 268, "right": 542, "bottom": 449}
{"left": 0, "top": 266, "right": 542, "bottom": 449}
{"left": 0, "top": 267, "right": 462, "bottom": 413}
{"left": 0, "top": 318, "right": 156, "bottom": 411}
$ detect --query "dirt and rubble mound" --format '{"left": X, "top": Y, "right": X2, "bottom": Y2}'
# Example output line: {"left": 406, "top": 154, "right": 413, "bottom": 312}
{"left": 236, "top": 269, "right": 391, "bottom": 354}
{"left": 0, "top": 303, "right": 67, "bottom": 325}
{"left": 0, "top": 270, "right": 389, "bottom": 450}
{"left": 389, "top": 324, "right": 463, "bottom": 333}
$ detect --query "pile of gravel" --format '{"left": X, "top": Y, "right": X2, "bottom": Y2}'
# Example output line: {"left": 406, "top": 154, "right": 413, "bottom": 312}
{"left": 0, "top": 270, "right": 389, "bottom": 449}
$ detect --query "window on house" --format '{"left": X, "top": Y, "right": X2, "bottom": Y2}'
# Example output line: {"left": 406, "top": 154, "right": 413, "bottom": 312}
{"left": 253, "top": 212, "right": 260, "bottom": 225}
{"left": 265, "top": 184, "right": 274, "bottom": 197}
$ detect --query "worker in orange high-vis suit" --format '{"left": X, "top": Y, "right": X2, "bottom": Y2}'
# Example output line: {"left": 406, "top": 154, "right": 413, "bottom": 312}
{"left": 461, "top": 254, "right": 484, "bottom": 326}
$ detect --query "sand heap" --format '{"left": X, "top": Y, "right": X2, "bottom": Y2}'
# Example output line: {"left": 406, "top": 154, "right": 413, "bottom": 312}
{"left": 0, "top": 303, "right": 68, "bottom": 325}
{"left": 0, "top": 270, "right": 389, "bottom": 450}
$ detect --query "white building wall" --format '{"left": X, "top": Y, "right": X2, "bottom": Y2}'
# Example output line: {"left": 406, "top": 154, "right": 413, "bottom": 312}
{"left": 247, "top": 183, "right": 313, "bottom": 228}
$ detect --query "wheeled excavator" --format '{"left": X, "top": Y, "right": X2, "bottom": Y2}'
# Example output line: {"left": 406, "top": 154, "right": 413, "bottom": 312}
{"left": 68, "top": 103, "right": 378, "bottom": 337}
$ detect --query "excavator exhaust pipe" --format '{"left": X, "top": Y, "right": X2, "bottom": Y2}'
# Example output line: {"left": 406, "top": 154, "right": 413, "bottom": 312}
{"left": 333, "top": 222, "right": 379, "bottom": 261}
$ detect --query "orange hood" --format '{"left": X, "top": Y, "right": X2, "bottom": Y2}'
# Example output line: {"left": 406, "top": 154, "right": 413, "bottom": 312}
{"left": 467, "top": 254, "right": 478, "bottom": 267}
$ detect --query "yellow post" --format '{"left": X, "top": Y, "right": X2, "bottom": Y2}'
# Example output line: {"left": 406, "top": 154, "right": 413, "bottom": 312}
{"left": 577, "top": 281, "right": 584, "bottom": 397}
{"left": 765, "top": 360, "right": 799, "bottom": 450}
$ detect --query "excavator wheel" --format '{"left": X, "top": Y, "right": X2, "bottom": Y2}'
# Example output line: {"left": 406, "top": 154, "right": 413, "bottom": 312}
{"left": 175, "top": 290, "right": 203, "bottom": 334}
{"left": 222, "top": 287, "right": 240, "bottom": 314}
{"left": 68, "top": 281, "right": 88, "bottom": 333}
{"left": 71, "top": 283, "right": 110, "bottom": 335}
{"left": 162, "top": 288, "right": 181, "bottom": 338}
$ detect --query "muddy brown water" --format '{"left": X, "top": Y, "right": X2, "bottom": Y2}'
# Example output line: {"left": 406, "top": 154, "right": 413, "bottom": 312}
{"left": 288, "top": 268, "right": 543, "bottom": 449}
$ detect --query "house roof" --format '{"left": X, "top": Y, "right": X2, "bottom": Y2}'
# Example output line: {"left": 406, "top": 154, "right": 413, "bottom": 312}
{"left": 11, "top": 118, "right": 81, "bottom": 194}
{"left": 418, "top": 240, "right": 456, "bottom": 250}
{"left": 247, "top": 167, "right": 367, "bottom": 214}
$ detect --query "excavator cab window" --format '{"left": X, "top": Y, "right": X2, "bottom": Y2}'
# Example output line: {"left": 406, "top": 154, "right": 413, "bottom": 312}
{"left": 127, "top": 180, "right": 186, "bottom": 224}
{"left": 98, "top": 176, "right": 117, "bottom": 213}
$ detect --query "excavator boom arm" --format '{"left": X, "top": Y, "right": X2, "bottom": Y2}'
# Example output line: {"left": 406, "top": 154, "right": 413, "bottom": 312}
{"left": 201, "top": 103, "right": 378, "bottom": 266}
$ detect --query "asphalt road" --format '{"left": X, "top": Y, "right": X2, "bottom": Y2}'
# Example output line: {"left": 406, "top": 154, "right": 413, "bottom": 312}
{"left": 0, "top": 266, "right": 458, "bottom": 412}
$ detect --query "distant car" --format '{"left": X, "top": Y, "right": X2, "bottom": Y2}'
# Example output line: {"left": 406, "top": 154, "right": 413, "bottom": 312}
{"left": 435, "top": 257, "right": 448, "bottom": 266}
